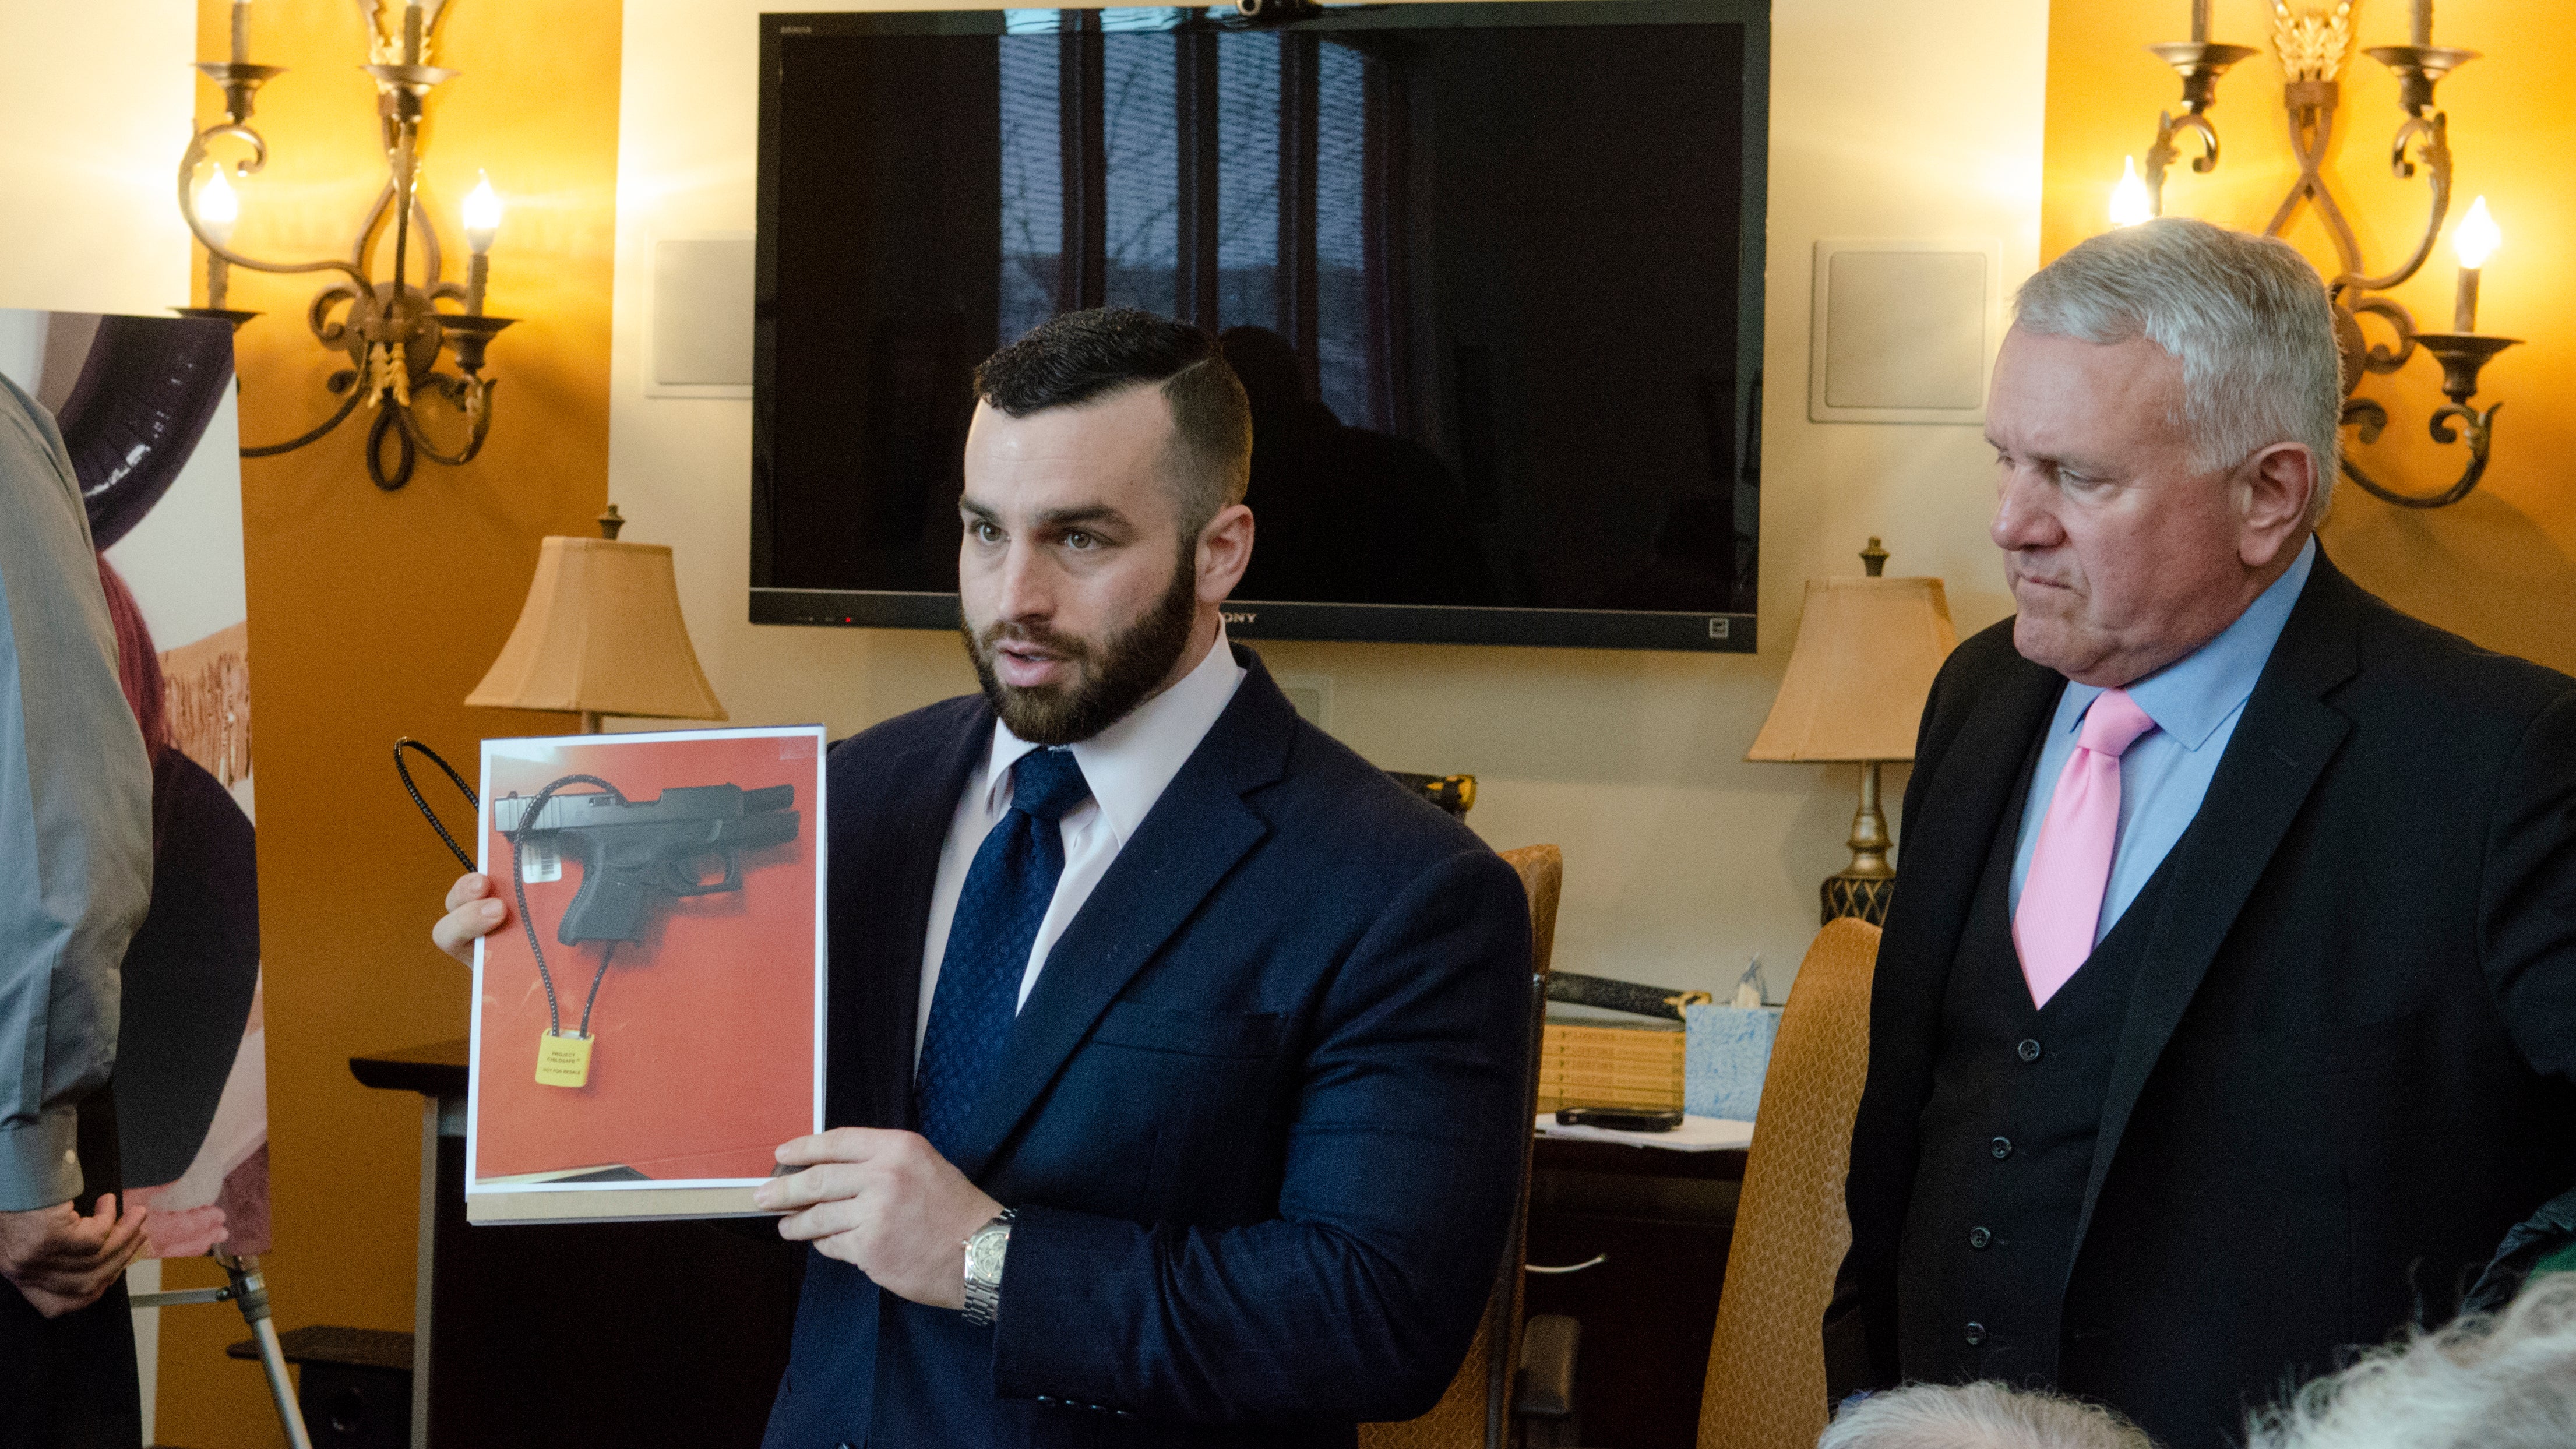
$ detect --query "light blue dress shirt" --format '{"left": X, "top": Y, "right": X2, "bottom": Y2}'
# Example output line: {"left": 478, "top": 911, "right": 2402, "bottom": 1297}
{"left": 2007, "top": 537, "right": 2317, "bottom": 946}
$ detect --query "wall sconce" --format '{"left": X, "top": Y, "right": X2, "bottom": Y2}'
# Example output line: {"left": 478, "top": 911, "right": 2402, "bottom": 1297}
{"left": 2114, "top": 0, "right": 2518, "bottom": 509}
{"left": 178, "top": 0, "right": 515, "bottom": 492}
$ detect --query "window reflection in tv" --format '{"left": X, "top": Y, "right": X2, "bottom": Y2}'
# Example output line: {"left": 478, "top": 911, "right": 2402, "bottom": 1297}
{"left": 756, "top": 2, "right": 1767, "bottom": 650}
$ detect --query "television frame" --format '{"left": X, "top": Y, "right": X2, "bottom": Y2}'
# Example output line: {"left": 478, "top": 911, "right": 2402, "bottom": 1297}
{"left": 750, "top": 0, "right": 1770, "bottom": 653}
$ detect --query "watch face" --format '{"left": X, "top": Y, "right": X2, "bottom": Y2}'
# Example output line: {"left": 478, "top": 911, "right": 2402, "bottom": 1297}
{"left": 967, "top": 1225, "right": 1008, "bottom": 1282}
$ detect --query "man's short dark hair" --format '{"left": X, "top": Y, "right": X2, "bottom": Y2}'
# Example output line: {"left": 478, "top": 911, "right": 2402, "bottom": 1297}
{"left": 974, "top": 308, "right": 1253, "bottom": 538}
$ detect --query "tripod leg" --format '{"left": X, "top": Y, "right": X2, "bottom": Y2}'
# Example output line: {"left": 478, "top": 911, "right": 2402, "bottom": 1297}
{"left": 217, "top": 1253, "right": 316, "bottom": 1449}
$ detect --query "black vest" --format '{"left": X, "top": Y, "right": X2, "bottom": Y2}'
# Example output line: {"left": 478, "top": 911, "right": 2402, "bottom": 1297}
{"left": 1896, "top": 745, "right": 2177, "bottom": 1389}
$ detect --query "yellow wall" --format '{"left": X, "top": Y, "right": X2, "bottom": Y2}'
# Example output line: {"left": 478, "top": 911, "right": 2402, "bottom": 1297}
{"left": 2044, "top": 0, "right": 2576, "bottom": 671}
{"left": 155, "top": 3, "right": 623, "bottom": 1444}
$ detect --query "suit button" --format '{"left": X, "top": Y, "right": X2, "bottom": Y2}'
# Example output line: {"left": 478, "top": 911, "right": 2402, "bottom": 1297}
{"left": 2018, "top": 1038, "right": 2042, "bottom": 1062}
{"left": 1969, "top": 1226, "right": 1991, "bottom": 1249}
{"left": 1964, "top": 1322, "right": 1986, "bottom": 1345}
{"left": 1990, "top": 1136, "right": 2013, "bottom": 1159}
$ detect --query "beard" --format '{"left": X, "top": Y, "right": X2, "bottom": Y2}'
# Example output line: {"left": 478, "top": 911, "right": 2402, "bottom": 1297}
{"left": 961, "top": 546, "right": 1201, "bottom": 746}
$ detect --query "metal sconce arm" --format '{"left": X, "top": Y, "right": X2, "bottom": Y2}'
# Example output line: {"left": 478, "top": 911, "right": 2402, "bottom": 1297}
{"left": 176, "top": 0, "right": 512, "bottom": 492}
{"left": 2140, "top": 43, "right": 2257, "bottom": 213}
{"left": 2129, "top": 9, "right": 2512, "bottom": 510}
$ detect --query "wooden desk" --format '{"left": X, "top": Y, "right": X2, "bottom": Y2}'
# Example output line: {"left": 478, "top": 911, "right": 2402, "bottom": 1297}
{"left": 1526, "top": 1137, "right": 1747, "bottom": 1448}
{"left": 351, "top": 1041, "right": 801, "bottom": 1449}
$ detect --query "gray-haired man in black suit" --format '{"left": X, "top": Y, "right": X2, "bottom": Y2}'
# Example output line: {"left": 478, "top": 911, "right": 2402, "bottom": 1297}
{"left": 1834, "top": 218, "right": 2576, "bottom": 1449}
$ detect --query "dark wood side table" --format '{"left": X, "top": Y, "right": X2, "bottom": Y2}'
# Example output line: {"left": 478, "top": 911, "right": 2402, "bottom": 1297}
{"left": 351, "top": 1041, "right": 804, "bottom": 1449}
{"left": 1524, "top": 1137, "right": 1747, "bottom": 1448}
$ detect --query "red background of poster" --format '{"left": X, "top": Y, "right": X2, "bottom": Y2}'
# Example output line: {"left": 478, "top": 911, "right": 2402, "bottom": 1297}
{"left": 473, "top": 731, "right": 819, "bottom": 1181}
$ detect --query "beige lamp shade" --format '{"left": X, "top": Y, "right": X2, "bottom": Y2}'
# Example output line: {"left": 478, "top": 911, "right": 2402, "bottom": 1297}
{"left": 466, "top": 535, "right": 728, "bottom": 721}
{"left": 1746, "top": 576, "right": 1957, "bottom": 763}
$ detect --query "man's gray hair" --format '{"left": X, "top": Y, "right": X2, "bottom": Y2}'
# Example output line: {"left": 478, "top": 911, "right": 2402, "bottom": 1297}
{"left": 2014, "top": 216, "right": 2344, "bottom": 520}
{"left": 2243, "top": 1272, "right": 2576, "bottom": 1449}
{"left": 1820, "top": 1381, "right": 2158, "bottom": 1449}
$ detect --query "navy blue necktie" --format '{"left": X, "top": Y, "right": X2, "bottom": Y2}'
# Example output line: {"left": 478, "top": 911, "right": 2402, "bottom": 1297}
{"left": 915, "top": 747, "right": 1092, "bottom": 1158}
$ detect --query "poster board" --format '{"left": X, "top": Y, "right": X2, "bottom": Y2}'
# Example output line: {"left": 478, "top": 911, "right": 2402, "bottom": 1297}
{"left": 467, "top": 725, "right": 826, "bottom": 1224}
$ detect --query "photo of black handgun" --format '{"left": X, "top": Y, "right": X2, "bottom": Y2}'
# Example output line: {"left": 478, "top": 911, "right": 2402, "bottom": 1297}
{"left": 491, "top": 782, "right": 801, "bottom": 944}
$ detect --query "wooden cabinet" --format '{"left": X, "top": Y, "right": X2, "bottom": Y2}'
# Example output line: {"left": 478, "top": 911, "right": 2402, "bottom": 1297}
{"left": 1523, "top": 1138, "right": 1745, "bottom": 1448}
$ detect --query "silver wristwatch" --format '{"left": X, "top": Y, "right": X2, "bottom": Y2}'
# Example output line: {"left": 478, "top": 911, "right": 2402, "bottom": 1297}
{"left": 962, "top": 1208, "right": 1016, "bottom": 1328}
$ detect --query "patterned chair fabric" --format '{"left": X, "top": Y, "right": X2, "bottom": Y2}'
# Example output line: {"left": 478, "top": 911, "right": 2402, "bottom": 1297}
{"left": 1695, "top": 916, "right": 1883, "bottom": 1449}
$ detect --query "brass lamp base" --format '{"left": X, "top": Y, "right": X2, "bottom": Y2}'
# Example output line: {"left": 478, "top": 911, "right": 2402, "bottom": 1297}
{"left": 1822, "top": 760, "right": 1897, "bottom": 926}
{"left": 1823, "top": 873, "right": 1895, "bottom": 927}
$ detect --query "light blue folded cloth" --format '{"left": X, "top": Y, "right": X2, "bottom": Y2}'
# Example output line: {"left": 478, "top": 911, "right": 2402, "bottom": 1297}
{"left": 1685, "top": 1003, "right": 1782, "bottom": 1121}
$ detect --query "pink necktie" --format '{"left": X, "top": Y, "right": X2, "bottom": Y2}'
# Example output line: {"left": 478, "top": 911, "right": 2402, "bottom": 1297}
{"left": 2013, "top": 688, "right": 2158, "bottom": 1008}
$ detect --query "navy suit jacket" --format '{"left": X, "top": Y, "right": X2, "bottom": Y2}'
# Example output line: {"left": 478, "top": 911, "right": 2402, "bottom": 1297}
{"left": 762, "top": 648, "right": 1531, "bottom": 1448}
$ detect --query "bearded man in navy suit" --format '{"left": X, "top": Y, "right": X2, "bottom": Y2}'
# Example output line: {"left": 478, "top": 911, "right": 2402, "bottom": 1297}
{"left": 437, "top": 309, "right": 1531, "bottom": 1446}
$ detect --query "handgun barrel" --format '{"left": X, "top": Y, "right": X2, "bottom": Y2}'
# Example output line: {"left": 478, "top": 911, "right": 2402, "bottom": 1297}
{"left": 724, "top": 810, "right": 800, "bottom": 851}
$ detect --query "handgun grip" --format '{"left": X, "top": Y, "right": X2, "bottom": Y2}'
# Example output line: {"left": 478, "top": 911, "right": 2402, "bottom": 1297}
{"left": 558, "top": 844, "right": 657, "bottom": 945}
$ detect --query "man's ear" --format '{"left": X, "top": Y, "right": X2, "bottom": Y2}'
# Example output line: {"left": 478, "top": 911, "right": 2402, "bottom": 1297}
{"left": 2237, "top": 442, "right": 2316, "bottom": 569}
{"left": 1196, "top": 502, "right": 1254, "bottom": 604}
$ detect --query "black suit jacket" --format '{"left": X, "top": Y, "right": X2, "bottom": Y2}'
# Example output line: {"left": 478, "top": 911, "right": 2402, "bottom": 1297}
{"left": 1838, "top": 552, "right": 2576, "bottom": 1448}
{"left": 762, "top": 648, "right": 1531, "bottom": 1448}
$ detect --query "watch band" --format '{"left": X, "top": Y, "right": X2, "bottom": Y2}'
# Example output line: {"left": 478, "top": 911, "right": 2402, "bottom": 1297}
{"left": 962, "top": 1208, "right": 1016, "bottom": 1328}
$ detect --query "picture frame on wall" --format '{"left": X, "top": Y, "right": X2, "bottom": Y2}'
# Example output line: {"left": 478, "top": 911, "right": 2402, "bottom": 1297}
{"left": 466, "top": 724, "right": 827, "bottom": 1224}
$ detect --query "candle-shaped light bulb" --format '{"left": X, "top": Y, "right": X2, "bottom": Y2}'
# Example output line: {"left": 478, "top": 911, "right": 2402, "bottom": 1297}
{"left": 2109, "top": 157, "right": 2156, "bottom": 227}
{"left": 199, "top": 165, "right": 241, "bottom": 247}
{"left": 230, "top": 0, "right": 252, "bottom": 65}
{"left": 2453, "top": 195, "right": 2500, "bottom": 269}
{"left": 2191, "top": 0, "right": 2210, "bottom": 44}
{"left": 2452, "top": 196, "right": 2499, "bottom": 333}
{"left": 462, "top": 171, "right": 503, "bottom": 255}
{"left": 2412, "top": 0, "right": 2433, "bottom": 48}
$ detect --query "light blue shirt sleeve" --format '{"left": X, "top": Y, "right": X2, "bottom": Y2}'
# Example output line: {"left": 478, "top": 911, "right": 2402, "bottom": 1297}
{"left": 0, "top": 373, "right": 154, "bottom": 1211}
{"left": 2008, "top": 537, "right": 2317, "bottom": 945}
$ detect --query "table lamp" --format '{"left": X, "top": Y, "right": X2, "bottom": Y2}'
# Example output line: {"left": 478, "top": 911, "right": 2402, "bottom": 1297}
{"left": 466, "top": 505, "right": 727, "bottom": 732}
{"left": 1747, "top": 538, "right": 1957, "bottom": 925}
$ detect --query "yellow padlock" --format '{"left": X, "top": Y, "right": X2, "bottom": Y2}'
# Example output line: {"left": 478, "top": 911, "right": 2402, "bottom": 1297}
{"left": 535, "top": 1030, "right": 594, "bottom": 1088}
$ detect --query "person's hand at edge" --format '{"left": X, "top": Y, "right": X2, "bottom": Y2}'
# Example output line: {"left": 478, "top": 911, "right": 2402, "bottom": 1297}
{"left": 432, "top": 872, "right": 508, "bottom": 965}
{"left": 0, "top": 1193, "right": 150, "bottom": 1318}
{"left": 754, "top": 1129, "right": 1003, "bottom": 1311}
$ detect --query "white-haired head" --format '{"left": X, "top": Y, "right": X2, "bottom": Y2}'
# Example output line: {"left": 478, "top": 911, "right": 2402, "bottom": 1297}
{"left": 2013, "top": 216, "right": 2343, "bottom": 523}
{"left": 2243, "top": 1272, "right": 2576, "bottom": 1449}
{"left": 1820, "top": 1381, "right": 2159, "bottom": 1449}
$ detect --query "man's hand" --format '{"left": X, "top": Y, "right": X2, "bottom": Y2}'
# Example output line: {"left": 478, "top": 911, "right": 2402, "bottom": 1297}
{"left": 432, "top": 872, "right": 510, "bottom": 965}
{"left": 752, "top": 1129, "right": 1002, "bottom": 1311}
{"left": 0, "top": 1194, "right": 150, "bottom": 1318}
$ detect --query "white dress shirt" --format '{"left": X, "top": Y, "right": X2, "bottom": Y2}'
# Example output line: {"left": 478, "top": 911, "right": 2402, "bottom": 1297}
{"left": 914, "top": 629, "right": 1247, "bottom": 1058}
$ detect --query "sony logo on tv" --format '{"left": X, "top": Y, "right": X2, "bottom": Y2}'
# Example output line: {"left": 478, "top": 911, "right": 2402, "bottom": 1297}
{"left": 1222, "top": 611, "right": 1258, "bottom": 626}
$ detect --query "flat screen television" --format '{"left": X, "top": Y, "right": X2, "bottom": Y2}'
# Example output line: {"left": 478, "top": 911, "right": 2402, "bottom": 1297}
{"left": 753, "top": 0, "right": 1768, "bottom": 651}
